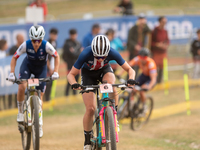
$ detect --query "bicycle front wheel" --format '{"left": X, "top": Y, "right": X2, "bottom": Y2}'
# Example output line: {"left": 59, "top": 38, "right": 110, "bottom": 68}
{"left": 130, "top": 96, "right": 154, "bottom": 130}
{"left": 31, "top": 95, "right": 40, "bottom": 150}
{"left": 105, "top": 107, "right": 116, "bottom": 150}
{"left": 21, "top": 102, "right": 31, "bottom": 150}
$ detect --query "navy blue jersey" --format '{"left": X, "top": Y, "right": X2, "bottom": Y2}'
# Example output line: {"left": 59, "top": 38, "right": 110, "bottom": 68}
{"left": 74, "top": 46, "right": 125, "bottom": 70}
{"left": 14, "top": 40, "right": 57, "bottom": 66}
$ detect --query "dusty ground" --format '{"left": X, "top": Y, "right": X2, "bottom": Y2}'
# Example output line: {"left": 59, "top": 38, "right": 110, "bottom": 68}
{"left": 0, "top": 102, "right": 200, "bottom": 150}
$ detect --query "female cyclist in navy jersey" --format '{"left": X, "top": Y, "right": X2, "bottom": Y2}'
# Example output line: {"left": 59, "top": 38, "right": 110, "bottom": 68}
{"left": 67, "top": 35, "right": 135, "bottom": 150}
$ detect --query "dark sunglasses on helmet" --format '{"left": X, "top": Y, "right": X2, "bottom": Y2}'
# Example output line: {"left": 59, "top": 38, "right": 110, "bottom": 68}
{"left": 32, "top": 39, "right": 42, "bottom": 43}
{"left": 94, "top": 56, "right": 107, "bottom": 60}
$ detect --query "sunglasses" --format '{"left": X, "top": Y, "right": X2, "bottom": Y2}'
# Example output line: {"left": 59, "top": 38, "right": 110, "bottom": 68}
{"left": 94, "top": 56, "right": 107, "bottom": 60}
{"left": 32, "top": 39, "right": 42, "bottom": 43}
{"left": 139, "top": 56, "right": 147, "bottom": 59}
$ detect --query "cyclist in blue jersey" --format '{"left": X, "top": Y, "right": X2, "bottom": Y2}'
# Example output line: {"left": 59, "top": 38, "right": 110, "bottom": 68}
{"left": 7, "top": 25, "right": 60, "bottom": 138}
{"left": 67, "top": 35, "right": 135, "bottom": 150}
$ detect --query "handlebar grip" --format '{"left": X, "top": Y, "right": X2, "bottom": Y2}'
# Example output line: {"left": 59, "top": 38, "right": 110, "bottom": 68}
{"left": 126, "top": 79, "right": 140, "bottom": 86}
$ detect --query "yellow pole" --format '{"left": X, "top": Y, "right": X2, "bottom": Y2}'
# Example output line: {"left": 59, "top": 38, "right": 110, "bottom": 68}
{"left": 183, "top": 74, "right": 191, "bottom": 115}
{"left": 49, "top": 80, "right": 57, "bottom": 111}
{"left": 163, "top": 57, "right": 169, "bottom": 95}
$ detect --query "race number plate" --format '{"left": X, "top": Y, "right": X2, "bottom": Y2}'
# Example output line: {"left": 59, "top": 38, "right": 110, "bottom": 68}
{"left": 28, "top": 79, "right": 39, "bottom": 87}
{"left": 99, "top": 84, "right": 113, "bottom": 93}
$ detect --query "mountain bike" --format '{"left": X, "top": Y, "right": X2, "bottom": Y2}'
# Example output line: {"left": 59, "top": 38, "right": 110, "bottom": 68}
{"left": 7, "top": 77, "right": 52, "bottom": 150}
{"left": 117, "top": 79, "right": 154, "bottom": 131}
{"left": 79, "top": 81, "right": 137, "bottom": 150}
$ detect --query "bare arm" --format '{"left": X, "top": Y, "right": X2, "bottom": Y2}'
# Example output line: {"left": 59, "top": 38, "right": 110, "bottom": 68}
{"left": 120, "top": 62, "right": 135, "bottom": 80}
{"left": 53, "top": 54, "right": 60, "bottom": 73}
{"left": 10, "top": 56, "right": 18, "bottom": 73}
{"left": 67, "top": 66, "right": 80, "bottom": 85}
{"left": 148, "top": 73, "right": 157, "bottom": 89}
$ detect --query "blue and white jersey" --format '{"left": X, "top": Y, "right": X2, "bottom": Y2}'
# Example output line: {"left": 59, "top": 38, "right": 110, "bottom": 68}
{"left": 74, "top": 46, "right": 125, "bottom": 70}
{"left": 14, "top": 40, "right": 57, "bottom": 66}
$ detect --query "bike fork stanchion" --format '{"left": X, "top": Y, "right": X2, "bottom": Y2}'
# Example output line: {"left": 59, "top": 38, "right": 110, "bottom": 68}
{"left": 99, "top": 107, "right": 106, "bottom": 144}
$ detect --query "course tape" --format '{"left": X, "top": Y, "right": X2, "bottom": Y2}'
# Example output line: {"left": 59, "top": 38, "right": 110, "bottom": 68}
{"left": 0, "top": 79, "right": 200, "bottom": 119}
{"left": 120, "top": 100, "right": 200, "bottom": 124}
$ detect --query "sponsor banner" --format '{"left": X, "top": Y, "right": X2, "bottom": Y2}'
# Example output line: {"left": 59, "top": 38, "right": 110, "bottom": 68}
{"left": 0, "top": 15, "right": 199, "bottom": 50}
{"left": 0, "top": 54, "right": 25, "bottom": 95}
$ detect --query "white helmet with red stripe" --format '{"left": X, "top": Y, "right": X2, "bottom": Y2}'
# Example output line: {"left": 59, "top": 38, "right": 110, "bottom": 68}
{"left": 91, "top": 35, "right": 110, "bottom": 57}
{"left": 29, "top": 25, "right": 45, "bottom": 40}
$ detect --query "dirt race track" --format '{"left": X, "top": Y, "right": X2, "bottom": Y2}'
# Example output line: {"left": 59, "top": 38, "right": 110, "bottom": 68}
{"left": 0, "top": 105, "right": 200, "bottom": 150}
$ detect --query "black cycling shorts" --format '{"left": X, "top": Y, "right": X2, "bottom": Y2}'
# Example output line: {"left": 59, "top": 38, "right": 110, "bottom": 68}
{"left": 81, "top": 64, "right": 114, "bottom": 86}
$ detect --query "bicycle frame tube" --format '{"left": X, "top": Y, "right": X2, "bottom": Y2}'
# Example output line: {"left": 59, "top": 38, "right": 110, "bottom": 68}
{"left": 98, "top": 92, "right": 119, "bottom": 145}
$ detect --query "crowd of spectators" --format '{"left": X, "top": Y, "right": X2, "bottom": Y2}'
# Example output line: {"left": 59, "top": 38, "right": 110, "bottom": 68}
{"left": 1, "top": 12, "right": 200, "bottom": 108}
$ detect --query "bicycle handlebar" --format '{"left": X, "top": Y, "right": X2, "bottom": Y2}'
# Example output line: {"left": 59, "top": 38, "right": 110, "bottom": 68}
{"left": 6, "top": 77, "right": 53, "bottom": 85}
{"left": 116, "top": 76, "right": 149, "bottom": 92}
{"left": 79, "top": 82, "right": 137, "bottom": 94}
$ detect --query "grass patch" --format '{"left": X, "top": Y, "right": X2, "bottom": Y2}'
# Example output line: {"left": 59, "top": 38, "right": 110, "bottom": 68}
{"left": 1, "top": 0, "right": 200, "bottom": 19}
{"left": 44, "top": 102, "right": 85, "bottom": 117}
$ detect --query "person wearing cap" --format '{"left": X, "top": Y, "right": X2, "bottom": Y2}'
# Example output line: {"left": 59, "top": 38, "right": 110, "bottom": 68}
{"left": 127, "top": 13, "right": 151, "bottom": 77}
{"left": 151, "top": 16, "right": 169, "bottom": 83}
{"left": 82, "top": 23, "right": 100, "bottom": 48}
{"left": 190, "top": 29, "right": 200, "bottom": 79}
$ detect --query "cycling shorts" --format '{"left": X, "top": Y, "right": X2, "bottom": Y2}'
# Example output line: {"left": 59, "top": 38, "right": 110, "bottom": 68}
{"left": 81, "top": 64, "right": 114, "bottom": 87}
{"left": 136, "top": 73, "right": 151, "bottom": 86}
{"left": 19, "top": 57, "right": 47, "bottom": 93}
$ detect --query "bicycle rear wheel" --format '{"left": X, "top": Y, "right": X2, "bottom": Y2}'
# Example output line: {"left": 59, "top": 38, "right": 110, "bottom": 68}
{"left": 105, "top": 107, "right": 116, "bottom": 150}
{"left": 117, "top": 95, "right": 129, "bottom": 121}
{"left": 21, "top": 101, "right": 31, "bottom": 150}
{"left": 31, "top": 95, "right": 40, "bottom": 150}
{"left": 130, "top": 96, "right": 154, "bottom": 130}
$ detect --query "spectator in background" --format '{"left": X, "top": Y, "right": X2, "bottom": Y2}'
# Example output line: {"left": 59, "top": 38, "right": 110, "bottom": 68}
{"left": 0, "top": 39, "right": 8, "bottom": 110}
{"left": 105, "top": 28, "right": 125, "bottom": 73}
{"left": 8, "top": 34, "right": 24, "bottom": 108}
{"left": 127, "top": 13, "right": 151, "bottom": 76}
{"left": 151, "top": 16, "right": 169, "bottom": 83}
{"left": 114, "top": 0, "right": 133, "bottom": 16}
{"left": 30, "top": 0, "right": 48, "bottom": 20}
{"left": 0, "top": 39, "right": 8, "bottom": 58}
{"left": 9, "top": 34, "right": 24, "bottom": 55}
{"left": 62, "top": 29, "right": 82, "bottom": 96}
{"left": 45, "top": 28, "right": 58, "bottom": 101}
{"left": 190, "top": 29, "right": 200, "bottom": 79}
{"left": 82, "top": 24, "right": 100, "bottom": 48}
